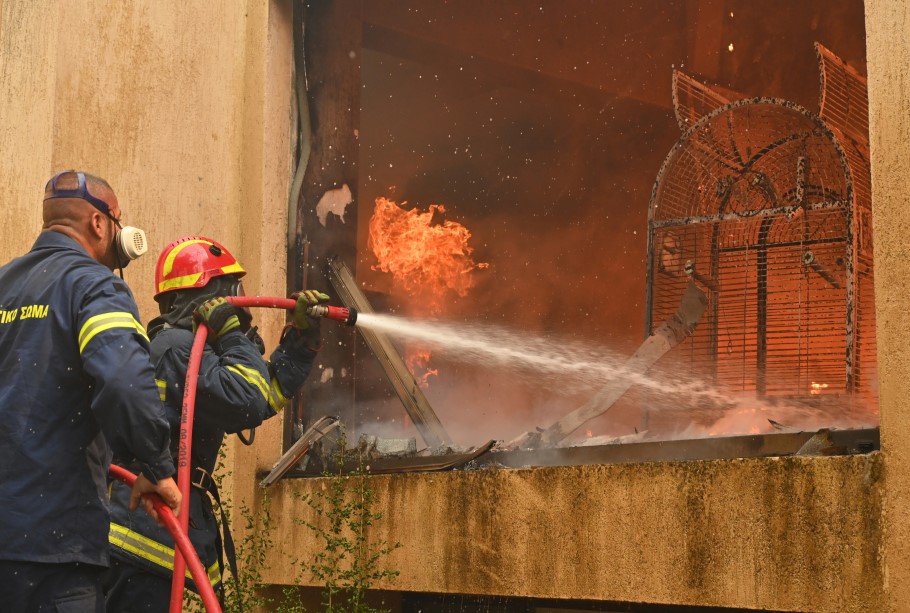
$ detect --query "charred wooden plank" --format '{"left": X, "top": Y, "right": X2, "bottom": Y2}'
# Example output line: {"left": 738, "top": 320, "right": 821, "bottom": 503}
{"left": 327, "top": 256, "right": 452, "bottom": 448}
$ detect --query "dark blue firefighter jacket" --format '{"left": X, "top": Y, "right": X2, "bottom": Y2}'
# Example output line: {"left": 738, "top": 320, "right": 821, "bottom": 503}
{"left": 0, "top": 232, "right": 175, "bottom": 566}
{"left": 109, "top": 320, "right": 317, "bottom": 590}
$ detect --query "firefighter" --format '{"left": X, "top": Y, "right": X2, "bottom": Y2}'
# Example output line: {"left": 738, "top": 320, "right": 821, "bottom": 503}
{"left": 0, "top": 171, "right": 181, "bottom": 611}
{"left": 103, "top": 236, "right": 327, "bottom": 610}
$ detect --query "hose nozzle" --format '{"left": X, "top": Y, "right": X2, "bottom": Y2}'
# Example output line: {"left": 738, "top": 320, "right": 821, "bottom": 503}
{"left": 306, "top": 304, "right": 358, "bottom": 326}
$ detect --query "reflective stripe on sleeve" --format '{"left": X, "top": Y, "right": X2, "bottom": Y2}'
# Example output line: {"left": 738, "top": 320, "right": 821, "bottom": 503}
{"left": 109, "top": 523, "right": 221, "bottom": 586}
{"left": 78, "top": 312, "right": 149, "bottom": 353}
{"left": 269, "top": 376, "right": 289, "bottom": 412}
{"left": 225, "top": 363, "right": 277, "bottom": 409}
{"left": 155, "top": 379, "right": 167, "bottom": 402}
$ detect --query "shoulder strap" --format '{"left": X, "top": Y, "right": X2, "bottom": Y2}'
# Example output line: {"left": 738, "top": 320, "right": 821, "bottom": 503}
{"left": 192, "top": 467, "right": 242, "bottom": 612}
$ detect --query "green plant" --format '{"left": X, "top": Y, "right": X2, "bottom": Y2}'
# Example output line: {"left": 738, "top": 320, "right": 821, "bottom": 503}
{"left": 184, "top": 448, "right": 276, "bottom": 612}
{"left": 182, "top": 431, "right": 401, "bottom": 613}
{"left": 290, "top": 433, "right": 401, "bottom": 613}
{"left": 273, "top": 585, "right": 308, "bottom": 613}
{"left": 221, "top": 494, "right": 275, "bottom": 611}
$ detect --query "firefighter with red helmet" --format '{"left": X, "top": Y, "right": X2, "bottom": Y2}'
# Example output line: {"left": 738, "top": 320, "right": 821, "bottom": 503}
{"left": 103, "top": 236, "right": 327, "bottom": 610}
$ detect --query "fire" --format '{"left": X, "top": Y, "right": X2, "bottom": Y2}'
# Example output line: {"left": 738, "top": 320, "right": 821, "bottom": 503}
{"left": 405, "top": 348, "right": 438, "bottom": 389}
{"left": 369, "top": 197, "right": 488, "bottom": 386}
{"left": 810, "top": 382, "right": 829, "bottom": 395}
{"left": 368, "top": 197, "right": 488, "bottom": 313}
{"left": 706, "top": 406, "right": 769, "bottom": 437}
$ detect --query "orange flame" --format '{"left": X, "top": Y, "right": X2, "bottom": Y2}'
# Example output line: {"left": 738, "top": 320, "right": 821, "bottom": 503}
{"left": 405, "top": 348, "right": 438, "bottom": 389}
{"left": 368, "top": 197, "right": 488, "bottom": 314}
{"left": 369, "top": 197, "right": 488, "bottom": 388}
{"left": 810, "top": 382, "right": 829, "bottom": 395}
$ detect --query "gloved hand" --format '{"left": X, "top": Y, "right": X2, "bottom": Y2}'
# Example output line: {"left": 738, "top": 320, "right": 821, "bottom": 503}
{"left": 292, "top": 289, "right": 330, "bottom": 330}
{"left": 193, "top": 297, "right": 241, "bottom": 339}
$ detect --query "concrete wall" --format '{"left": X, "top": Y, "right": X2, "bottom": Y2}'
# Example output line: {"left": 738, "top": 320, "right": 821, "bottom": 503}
{"left": 866, "top": 1, "right": 910, "bottom": 611}
{"left": 0, "top": 0, "right": 294, "bottom": 550}
{"left": 0, "top": 0, "right": 293, "bottom": 321}
{"left": 263, "top": 455, "right": 883, "bottom": 612}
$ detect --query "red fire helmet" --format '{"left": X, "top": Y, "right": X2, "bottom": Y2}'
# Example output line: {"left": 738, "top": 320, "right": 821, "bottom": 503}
{"left": 154, "top": 236, "right": 245, "bottom": 298}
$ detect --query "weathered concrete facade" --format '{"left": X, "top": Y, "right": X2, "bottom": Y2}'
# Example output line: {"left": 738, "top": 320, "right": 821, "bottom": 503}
{"left": 0, "top": 0, "right": 295, "bottom": 551}
{"left": 266, "top": 455, "right": 883, "bottom": 611}
{"left": 0, "top": 1, "right": 908, "bottom": 611}
{"left": 866, "top": 1, "right": 910, "bottom": 610}
{"left": 0, "top": 0, "right": 293, "bottom": 327}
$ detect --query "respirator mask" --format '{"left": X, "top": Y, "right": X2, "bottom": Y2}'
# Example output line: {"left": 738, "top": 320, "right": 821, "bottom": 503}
{"left": 111, "top": 222, "right": 148, "bottom": 269}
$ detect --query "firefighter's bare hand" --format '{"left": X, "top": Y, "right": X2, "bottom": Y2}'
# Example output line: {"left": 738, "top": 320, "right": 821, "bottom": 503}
{"left": 130, "top": 474, "right": 182, "bottom": 527}
{"left": 292, "top": 289, "right": 330, "bottom": 330}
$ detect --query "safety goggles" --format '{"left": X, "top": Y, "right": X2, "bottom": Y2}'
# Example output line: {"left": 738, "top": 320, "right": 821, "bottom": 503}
{"left": 45, "top": 171, "right": 121, "bottom": 225}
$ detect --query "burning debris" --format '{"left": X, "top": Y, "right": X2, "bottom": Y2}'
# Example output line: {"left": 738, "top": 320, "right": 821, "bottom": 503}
{"left": 404, "top": 348, "right": 437, "bottom": 389}
{"left": 277, "top": 45, "right": 877, "bottom": 480}
{"left": 326, "top": 257, "right": 452, "bottom": 448}
{"left": 506, "top": 280, "right": 708, "bottom": 450}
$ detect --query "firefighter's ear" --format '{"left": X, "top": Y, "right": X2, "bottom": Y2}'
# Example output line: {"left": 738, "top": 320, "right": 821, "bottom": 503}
{"left": 88, "top": 211, "right": 104, "bottom": 241}
{"left": 87, "top": 210, "right": 107, "bottom": 241}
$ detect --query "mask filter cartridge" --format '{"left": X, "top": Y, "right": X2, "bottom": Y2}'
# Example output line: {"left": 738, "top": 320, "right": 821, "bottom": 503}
{"left": 118, "top": 226, "right": 148, "bottom": 261}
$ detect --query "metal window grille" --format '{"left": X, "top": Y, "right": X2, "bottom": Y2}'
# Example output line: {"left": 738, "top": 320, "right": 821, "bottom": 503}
{"left": 645, "top": 45, "right": 875, "bottom": 408}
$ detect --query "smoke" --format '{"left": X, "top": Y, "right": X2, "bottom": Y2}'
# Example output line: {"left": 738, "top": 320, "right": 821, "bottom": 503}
{"left": 343, "top": 3, "right": 874, "bottom": 452}
{"left": 351, "top": 312, "right": 878, "bottom": 447}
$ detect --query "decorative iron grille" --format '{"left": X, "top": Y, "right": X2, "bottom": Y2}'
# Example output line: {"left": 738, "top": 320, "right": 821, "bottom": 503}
{"left": 645, "top": 45, "right": 875, "bottom": 406}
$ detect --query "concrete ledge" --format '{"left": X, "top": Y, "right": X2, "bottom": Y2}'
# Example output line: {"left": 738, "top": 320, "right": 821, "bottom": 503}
{"left": 262, "top": 453, "right": 883, "bottom": 612}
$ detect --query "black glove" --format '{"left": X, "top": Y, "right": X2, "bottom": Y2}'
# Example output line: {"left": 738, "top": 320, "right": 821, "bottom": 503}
{"left": 193, "top": 297, "right": 241, "bottom": 339}
{"left": 282, "top": 319, "right": 322, "bottom": 352}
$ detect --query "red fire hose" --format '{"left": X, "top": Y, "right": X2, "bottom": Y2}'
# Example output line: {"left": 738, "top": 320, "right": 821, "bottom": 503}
{"left": 109, "top": 464, "right": 222, "bottom": 613}
{"left": 169, "top": 322, "right": 209, "bottom": 612}
{"left": 168, "top": 295, "right": 356, "bottom": 612}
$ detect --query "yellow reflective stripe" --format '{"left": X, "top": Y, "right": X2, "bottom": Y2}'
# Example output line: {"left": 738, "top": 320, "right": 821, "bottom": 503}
{"left": 226, "top": 364, "right": 271, "bottom": 405}
{"left": 219, "top": 262, "right": 244, "bottom": 276}
{"left": 78, "top": 312, "right": 148, "bottom": 353}
{"left": 158, "top": 238, "right": 245, "bottom": 293}
{"left": 155, "top": 379, "right": 167, "bottom": 402}
{"left": 269, "top": 376, "right": 289, "bottom": 412}
{"left": 161, "top": 239, "right": 212, "bottom": 278}
{"left": 109, "top": 523, "right": 220, "bottom": 585}
{"left": 158, "top": 271, "right": 203, "bottom": 293}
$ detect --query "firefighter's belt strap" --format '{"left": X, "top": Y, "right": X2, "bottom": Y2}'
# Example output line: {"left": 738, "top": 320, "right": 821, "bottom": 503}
{"left": 192, "top": 466, "right": 242, "bottom": 613}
